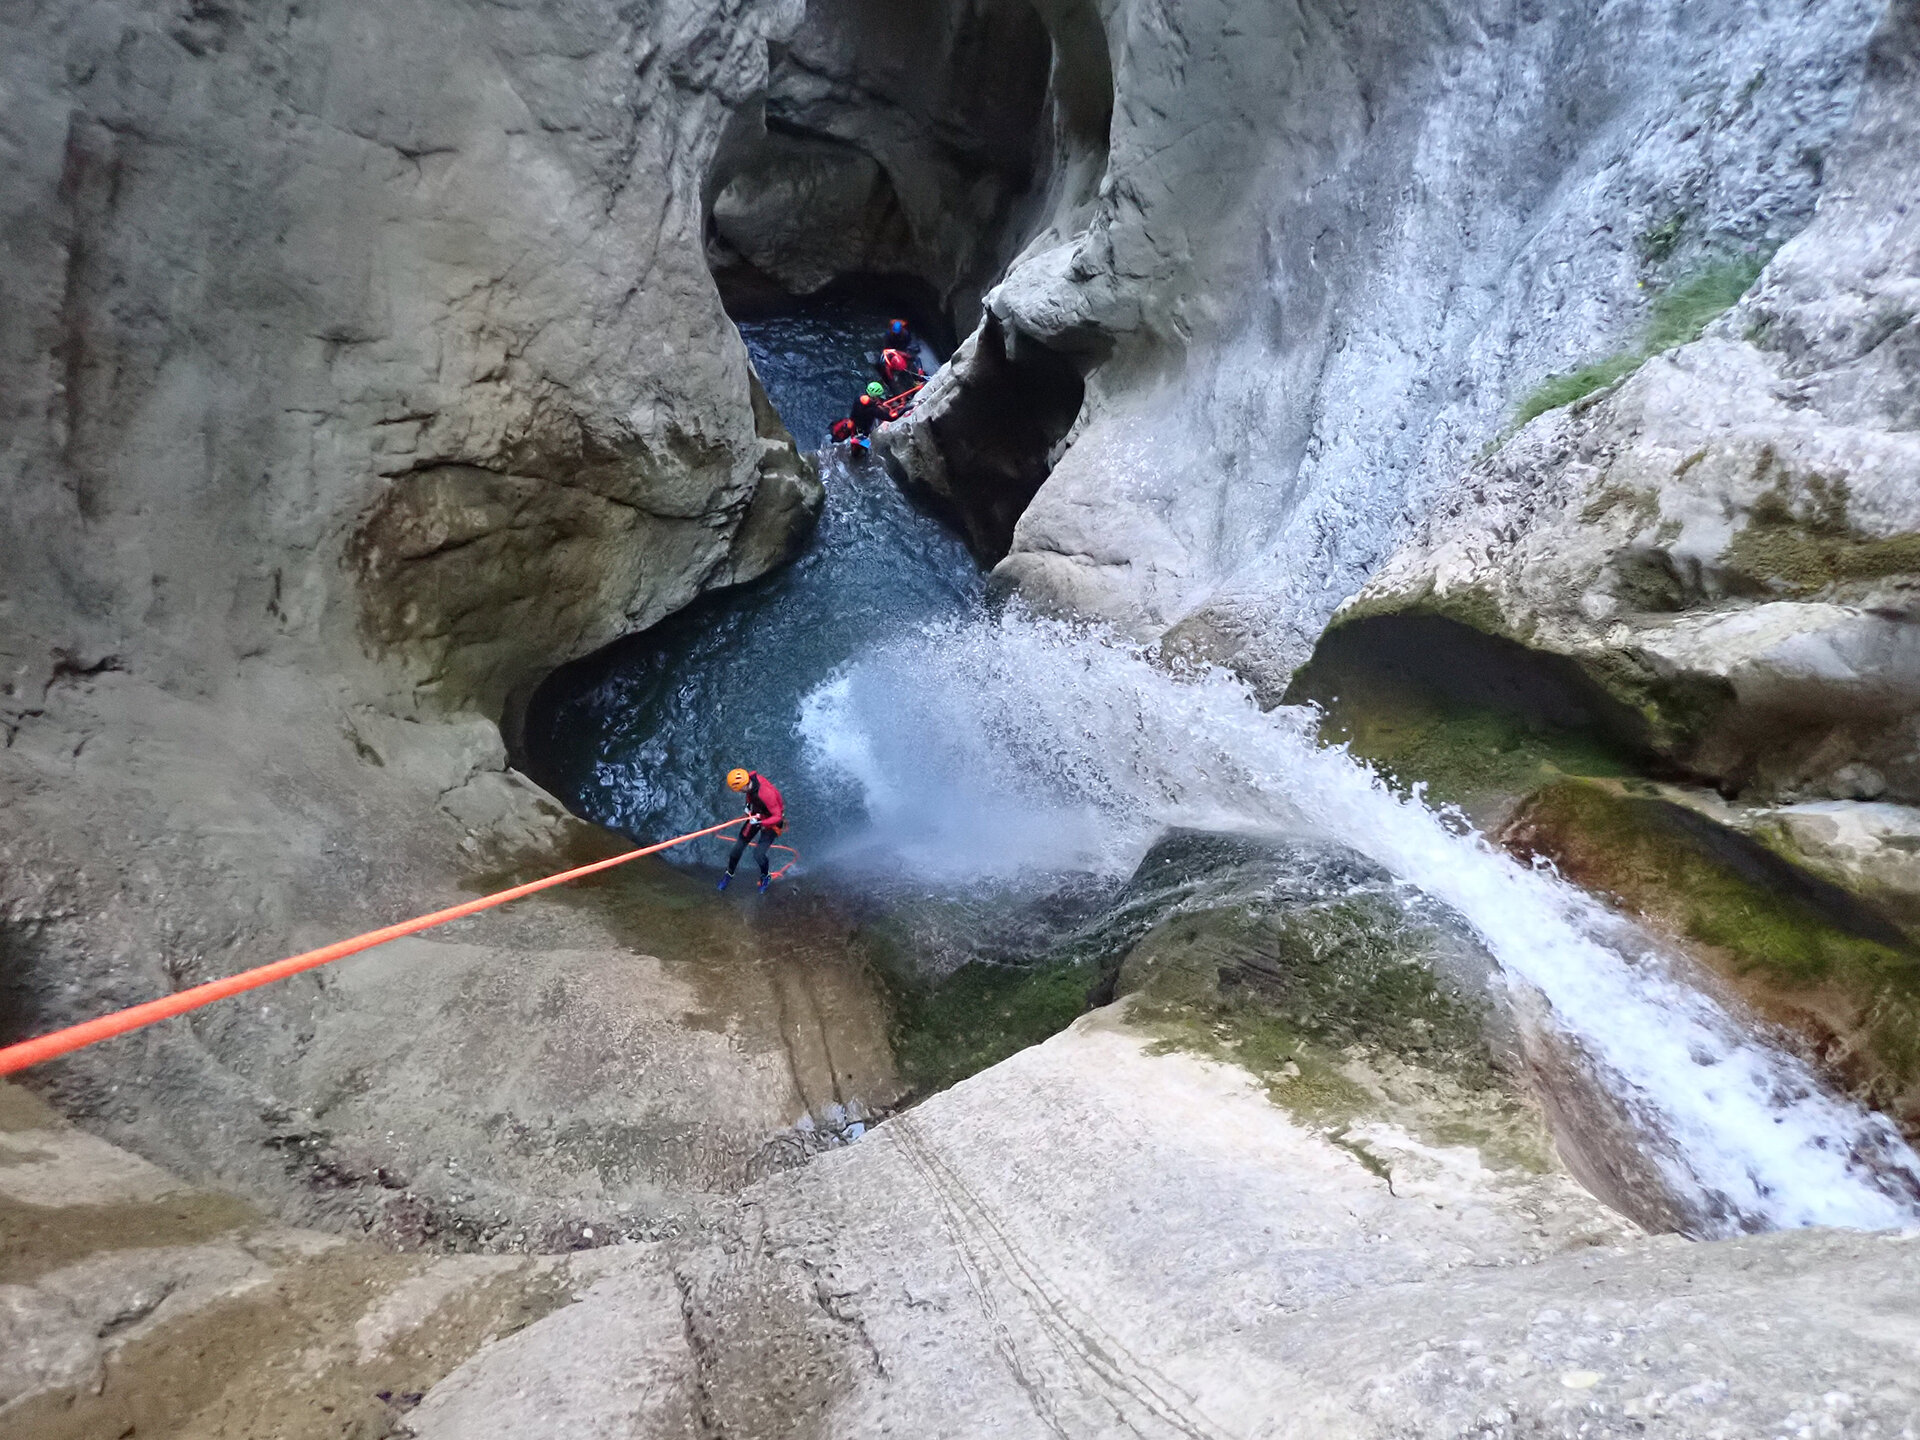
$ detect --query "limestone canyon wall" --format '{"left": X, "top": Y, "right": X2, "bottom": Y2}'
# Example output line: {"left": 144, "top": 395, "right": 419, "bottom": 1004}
{"left": 2, "top": 0, "right": 816, "bottom": 726}
{"left": 894, "top": 0, "right": 1896, "bottom": 698}
{"left": 1326, "top": 2, "right": 1920, "bottom": 806}
{"left": 0, "top": 0, "right": 837, "bottom": 1237}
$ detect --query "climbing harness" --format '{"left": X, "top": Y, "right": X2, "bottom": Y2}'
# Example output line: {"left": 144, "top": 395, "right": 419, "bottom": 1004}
{"left": 0, "top": 817, "right": 741, "bottom": 1077}
{"left": 835, "top": 385, "right": 919, "bottom": 451}
{"left": 713, "top": 829, "right": 800, "bottom": 886}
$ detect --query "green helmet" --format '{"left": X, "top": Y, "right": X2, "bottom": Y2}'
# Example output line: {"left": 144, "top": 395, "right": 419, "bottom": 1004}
{"left": 866, "top": 382, "right": 885, "bottom": 399}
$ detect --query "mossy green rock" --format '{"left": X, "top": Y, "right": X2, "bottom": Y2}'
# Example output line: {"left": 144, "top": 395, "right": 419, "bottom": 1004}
{"left": 1286, "top": 612, "right": 1645, "bottom": 820}
{"left": 1103, "top": 835, "right": 1557, "bottom": 1174}
{"left": 1315, "top": 218, "right": 1920, "bottom": 807}
{"left": 1504, "top": 778, "right": 1920, "bottom": 1136}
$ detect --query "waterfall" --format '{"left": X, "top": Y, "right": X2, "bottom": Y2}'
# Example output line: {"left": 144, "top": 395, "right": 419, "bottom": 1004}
{"left": 799, "top": 607, "right": 1920, "bottom": 1235}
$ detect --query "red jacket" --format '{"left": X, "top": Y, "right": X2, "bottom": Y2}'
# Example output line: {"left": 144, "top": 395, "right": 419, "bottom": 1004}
{"left": 746, "top": 773, "right": 784, "bottom": 832}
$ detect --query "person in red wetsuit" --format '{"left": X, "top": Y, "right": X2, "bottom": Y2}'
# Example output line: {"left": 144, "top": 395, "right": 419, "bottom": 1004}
{"left": 720, "top": 767, "right": 784, "bottom": 892}
{"left": 878, "top": 347, "right": 923, "bottom": 395}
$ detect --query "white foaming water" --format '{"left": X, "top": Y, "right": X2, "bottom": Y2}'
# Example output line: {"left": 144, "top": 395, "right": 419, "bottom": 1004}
{"left": 800, "top": 609, "right": 1920, "bottom": 1234}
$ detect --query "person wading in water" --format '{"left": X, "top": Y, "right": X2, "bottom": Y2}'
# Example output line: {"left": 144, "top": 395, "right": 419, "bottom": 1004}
{"left": 719, "top": 767, "right": 784, "bottom": 893}
{"left": 849, "top": 382, "right": 886, "bottom": 443}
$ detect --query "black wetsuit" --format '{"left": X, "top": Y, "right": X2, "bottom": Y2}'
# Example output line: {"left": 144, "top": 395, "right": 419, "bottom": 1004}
{"left": 851, "top": 393, "right": 883, "bottom": 436}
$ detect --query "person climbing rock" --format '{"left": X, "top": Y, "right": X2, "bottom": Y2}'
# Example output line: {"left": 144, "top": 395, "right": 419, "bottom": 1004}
{"left": 879, "top": 346, "right": 923, "bottom": 394}
{"left": 719, "top": 767, "right": 784, "bottom": 893}
{"left": 850, "top": 382, "right": 886, "bottom": 438}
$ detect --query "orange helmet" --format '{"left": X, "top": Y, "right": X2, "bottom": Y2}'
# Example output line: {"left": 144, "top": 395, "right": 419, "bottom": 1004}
{"left": 726, "top": 768, "right": 751, "bottom": 792}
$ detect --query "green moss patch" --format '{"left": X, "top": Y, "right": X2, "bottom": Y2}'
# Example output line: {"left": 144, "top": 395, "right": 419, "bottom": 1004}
{"left": 1287, "top": 613, "right": 1648, "bottom": 817}
{"left": 1122, "top": 900, "right": 1490, "bottom": 1073}
{"left": 1504, "top": 778, "right": 1920, "bottom": 1128}
{"left": 1514, "top": 254, "right": 1772, "bottom": 428}
{"left": 1321, "top": 699, "right": 1636, "bottom": 816}
{"left": 1514, "top": 353, "right": 1645, "bottom": 429}
{"left": 1725, "top": 461, "right": 1920, "bottom": 598}
{"left": 1, "top": 1189, "right": 259, "bottom": 1286}
{"left": 1730, "top": 522, "right": 1920, "bottom": 596}
{"left": 882, "top": 955, "right": 1101, "bottom": 1096}
{"left": 1119, "top": 899, "right": 1554, "bottom": 1171}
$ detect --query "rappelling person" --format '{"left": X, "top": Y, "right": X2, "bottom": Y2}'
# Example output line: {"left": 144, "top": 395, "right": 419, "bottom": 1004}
{"left": 878, "top": 345, "right": 923, "bottom": 395}
{"left": 718, "top": 767, "right": 784, "bottom": 893}
{"left": 886, "top": 317, "right": 915, "bottom": 350}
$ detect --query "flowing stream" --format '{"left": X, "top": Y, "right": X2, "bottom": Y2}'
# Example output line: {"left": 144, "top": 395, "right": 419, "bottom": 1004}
{"left": 526, "top": 303, "right": 1920, "bottom": 1238}
{"left": 524, "top": 299, "right": 982, "bottom": 858}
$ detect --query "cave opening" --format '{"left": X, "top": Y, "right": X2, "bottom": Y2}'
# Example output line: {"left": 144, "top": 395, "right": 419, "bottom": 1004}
{"left": 704, "top": 0, "right": 1112, "bottom": 338}
{"left": 695, "top": 0, "right": 1115, "bottom": 568}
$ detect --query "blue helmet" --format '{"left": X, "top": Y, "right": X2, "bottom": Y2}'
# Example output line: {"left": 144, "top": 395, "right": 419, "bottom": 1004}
{"left": 889, "top": 319, "right": 908, "bottom": 339}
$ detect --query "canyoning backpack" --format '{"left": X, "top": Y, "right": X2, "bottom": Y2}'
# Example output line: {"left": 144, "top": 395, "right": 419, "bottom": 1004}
{"left": 830, "top": 417, "right": 856, "bottom": 443}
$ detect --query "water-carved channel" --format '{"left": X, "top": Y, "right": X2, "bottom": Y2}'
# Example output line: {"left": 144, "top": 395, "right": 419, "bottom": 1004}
{"left": 522, "top": 303, "right": 1920, "bottom": 1238}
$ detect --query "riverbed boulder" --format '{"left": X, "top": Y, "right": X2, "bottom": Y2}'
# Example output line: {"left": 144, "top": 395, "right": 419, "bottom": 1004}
{"left": 1752, "top": 800, "right": 1920, "bottom": 933}
{"left": 0, "top": 1079, "right": 602, "bottom": 1436}
{"left": 1499, "top": 778, "right": 1920, "bottom": 1141}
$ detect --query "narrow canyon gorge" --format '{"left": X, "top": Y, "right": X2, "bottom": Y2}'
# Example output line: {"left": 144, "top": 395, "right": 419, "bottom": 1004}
{"left": 3, "top": 1, "right": 1919, "bottom": 1435}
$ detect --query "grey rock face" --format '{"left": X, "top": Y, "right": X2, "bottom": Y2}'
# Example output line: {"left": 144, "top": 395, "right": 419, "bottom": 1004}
{"left": 879, "top": 312, "right": 1086, "bottom": 560}
{"left": 1327, "top": 0, "right": 1920, "bottom": 802}
{"left": 2, "top": 0, "right": 816, "bottom": 721}
{"left": 894, "top": 0, "right": 1885, "bottom": 688}
{"left": 415, "top": 1014, "right": 1920, "bottom": 1439}
{"left": 708, "top": 0, "right": 1068, "bottom": 327}
{"left": 1752, "top": 801, "right": 1920, "bottom": 932}
{"left": 0, "top": 0, "right": 847, "bottom": 1236}
{"left": 0, "top": 1080, "right": 593, "bottom": 1436}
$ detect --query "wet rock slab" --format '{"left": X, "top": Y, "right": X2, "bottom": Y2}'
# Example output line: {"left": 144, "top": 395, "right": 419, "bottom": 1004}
{"left": 413, "top": 1013, "right": 1920, "bottom": 1438}
{"left": 0, "top": 1082, "right": 585, "bottom": 1440}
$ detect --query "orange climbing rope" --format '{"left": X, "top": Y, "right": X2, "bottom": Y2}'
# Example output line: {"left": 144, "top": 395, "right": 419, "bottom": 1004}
{"left": 0, "top": 818, "right": 741, "bottom": 1077}
{"left": 768, "top": 842, "right": 801, "bottom": 880}
{"left": 878, "top": 384, "right": 922, "bottom": 421}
